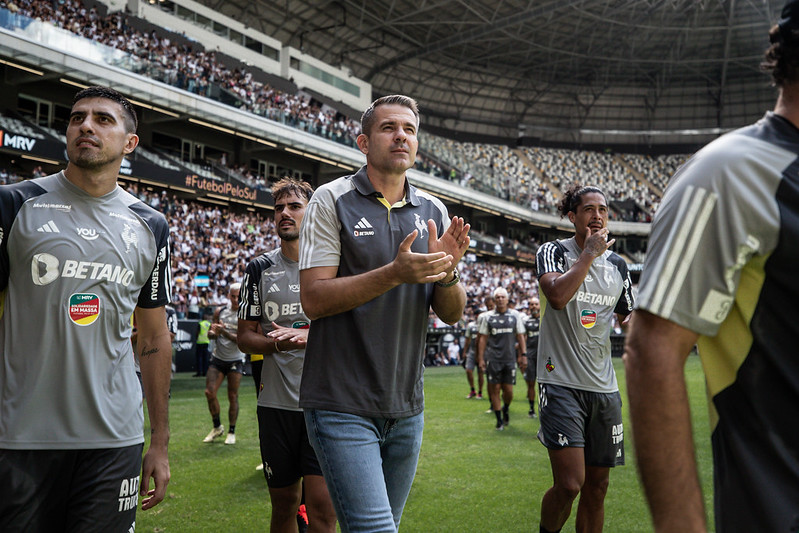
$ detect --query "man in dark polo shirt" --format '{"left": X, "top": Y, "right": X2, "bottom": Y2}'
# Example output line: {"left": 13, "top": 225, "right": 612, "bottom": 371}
{"left": 298, "top": 94, "right": 470, "bottom": 532}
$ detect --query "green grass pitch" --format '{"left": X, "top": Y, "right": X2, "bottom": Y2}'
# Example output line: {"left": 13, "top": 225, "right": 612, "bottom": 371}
{"left": 137, "top": 356, "right": 714, "bottom": 532}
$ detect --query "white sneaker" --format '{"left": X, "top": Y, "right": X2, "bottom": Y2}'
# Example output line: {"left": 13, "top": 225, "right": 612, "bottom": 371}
{"left": 202, "top": 425, "right": 224, "bottom": 443}
{"left": 224, "top": 433, "right": 236, "bottom": 445}
{"left": 255, "top": 462, "right": 264, "bottom": 471}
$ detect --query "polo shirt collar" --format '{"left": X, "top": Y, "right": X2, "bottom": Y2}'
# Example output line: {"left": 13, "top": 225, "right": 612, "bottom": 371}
{"left": 353, "top": 165, "right": 421, "bottom": 207}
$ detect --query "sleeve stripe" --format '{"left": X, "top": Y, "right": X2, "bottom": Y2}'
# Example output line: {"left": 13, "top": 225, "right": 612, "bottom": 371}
{"left": 298, "top": 202, "right": 319, "bottom": 271}
{"left": 537, "top": 242, "right": 559, "bottom": 274}
{"left": 648, "top": 185, "right": 717, "bottom": 316}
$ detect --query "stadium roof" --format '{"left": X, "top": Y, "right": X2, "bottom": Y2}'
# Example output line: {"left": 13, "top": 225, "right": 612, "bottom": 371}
{"left": 194, "top": 0, "right": 784, "bottom": 146}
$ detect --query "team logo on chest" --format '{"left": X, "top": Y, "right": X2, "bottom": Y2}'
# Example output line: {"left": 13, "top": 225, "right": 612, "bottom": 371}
{"left": 121, "top": 224, "right": 138, "bottom": 252}
{"left": 413, "top": 214, "right": 427, "bottom": 237}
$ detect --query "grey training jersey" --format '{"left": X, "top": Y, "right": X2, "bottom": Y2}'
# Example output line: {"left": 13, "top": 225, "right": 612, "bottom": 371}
{"left": 239, "top": 248, "right": 309, "bottom": 411}
{"left": 0, "top": 172, "right": 171, "bottom": 450}
{"left": 637, "top": 112, "right": 799, "bottom": 532}
{"left": 214, "top": 306, "right": 244, "bottom": 362}
{"left": 536, "top": 237, "right": 633, "bottom": 393}
{"left": 478, "top": 309, "right": 525, "bottom": 364}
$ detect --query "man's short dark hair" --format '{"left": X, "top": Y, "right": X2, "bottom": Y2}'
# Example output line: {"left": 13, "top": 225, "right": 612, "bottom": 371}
{"left": 271, "top": 176, "right": 313, "bottom": 203}
{"left": 360, "top": 95, "right": 419, "bottom": 136}
{"left": 72, "top": 86, "right": 138, "bottom": 133}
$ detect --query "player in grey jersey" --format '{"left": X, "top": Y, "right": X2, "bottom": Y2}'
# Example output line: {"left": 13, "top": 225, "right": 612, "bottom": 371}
{"left": 626, "top": 3, "right": 799, "bottom": 530}
{"left": 203, "top": 283, "right": 245, "bottom": 444}
{"left": 535, "top": 184, "right": 634, "bottom": 533}
{"left": 238, "top": 178, "right": 336, "bottom": 532}
{"left": 0, "top": 86, "right": 172, "bottom": 532}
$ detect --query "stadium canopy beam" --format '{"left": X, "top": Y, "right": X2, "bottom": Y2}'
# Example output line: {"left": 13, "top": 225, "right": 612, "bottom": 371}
{"left": 717, "top": 0, "right": 737, "bottom": 126}
{"left": 364, "top": 0, "right": 583, "bottom": 82}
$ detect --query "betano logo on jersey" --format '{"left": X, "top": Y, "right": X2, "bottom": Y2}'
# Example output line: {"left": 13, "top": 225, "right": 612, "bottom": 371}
{"left": 31, "top": 253, "right": 135, "bottom": 287}
{"left": 263, "top": 301, "right": 304, "bottom": 322}
{"left": 68, "top": 293, "right": 100, "bottom": 326}
{"left": 580, "top": 309, "right": 597, "bottom": 329}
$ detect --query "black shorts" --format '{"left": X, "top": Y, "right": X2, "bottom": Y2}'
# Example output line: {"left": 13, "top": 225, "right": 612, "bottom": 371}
{"left": 209, "top": 356, "right": 244, "bottom": 375}
{"left": 257, "top": 406, "right": 323, "bottom": 488}
{"left": 0, "top": 444, "right": 143, "bottom": 533}
{"left": 486, "top": 360, "right": 516, "bottom": 385}
{"left": 524, "top": 352, "right": 538, "bottom": 382}
{"left": 537, "top": 383, "right": 624, "bottom": 467}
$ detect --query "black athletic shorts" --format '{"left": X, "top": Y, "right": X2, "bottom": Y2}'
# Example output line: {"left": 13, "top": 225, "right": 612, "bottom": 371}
{"left": 537, "top": 383, "right": 624, "bottom": 467}
{"left": 485, "top": 360, "right": 516, "bottom": 385}
{"left": 0, "top": 443, "right": 143, "bottom": 533}
{"left": 257, "top": 406, "right": 323, "bottom": 488}
{"left": 524, "top": 352, "right": 538, "bottom": 382}
{"left": 209, "top": 356, "right": 244, "bottom": 375}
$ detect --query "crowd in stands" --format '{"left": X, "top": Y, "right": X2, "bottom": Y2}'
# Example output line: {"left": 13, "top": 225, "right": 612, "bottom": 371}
{"left": 420, "top": 130, "right": 689, "bottom": 222}
{"left": 121, "top": 183, "right": 542, "bottom": 329}
{"left": 4, "top": 0, "right": 362, "bottom": 147}
{"left": 2, "top": 0, "right": 690, "bottom": 222}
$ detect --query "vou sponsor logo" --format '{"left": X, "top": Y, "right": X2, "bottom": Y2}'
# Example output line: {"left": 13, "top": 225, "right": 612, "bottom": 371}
{"left": 77, "top": 227, "right": 100, "bottom": 240}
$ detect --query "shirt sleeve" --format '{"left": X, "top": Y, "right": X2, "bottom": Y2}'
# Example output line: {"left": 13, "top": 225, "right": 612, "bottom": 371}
{"left": 137, "top": 215, "right": 171, "bottom": 308}
{"left": 636, "top": 134, "right": 785, "bottom": 336}
{"left": 239, "top": 260, "right": 262, "bottom": 321}
{"left": 299, "top": 186, "right": 342, "bottom": 271}
{"left": 609, "top": 254, "right": 635, "bottom": 316}
{"left": 536, "top": 240, "right": 565, "bottom": 278}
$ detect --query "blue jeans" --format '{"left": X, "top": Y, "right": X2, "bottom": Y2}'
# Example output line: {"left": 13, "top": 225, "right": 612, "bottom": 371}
{"left": 304, "top": 409, "right": 424, "bottom": 533}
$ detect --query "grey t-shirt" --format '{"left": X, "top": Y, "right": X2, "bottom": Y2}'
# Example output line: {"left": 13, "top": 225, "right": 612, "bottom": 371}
{"left": 240, "top": 248, "right": 308, "bottom": 411}
{"left": 536, "top": 237, "right": 633, "bottom": 393}
{"left": 0, "top": 172, "right": 171, "bottom": 449}
{"left": 213, "top": 306, "right": 244, "bottom": 362}
{"left": 636, "top": 112, "right": 799, "bottom": 532}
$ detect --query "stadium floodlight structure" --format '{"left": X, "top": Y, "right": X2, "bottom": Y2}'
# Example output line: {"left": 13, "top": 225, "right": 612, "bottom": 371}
{"left": 197, "top": 0, "right": 784, "bottom": 149}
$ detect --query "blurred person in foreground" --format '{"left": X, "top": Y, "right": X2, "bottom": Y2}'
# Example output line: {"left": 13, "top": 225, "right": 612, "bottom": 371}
{"left": 625, "top": 3, "right": 799, "bottom": 531}
{"left": 298, "top": 94, "right": 470, "bottom": 532}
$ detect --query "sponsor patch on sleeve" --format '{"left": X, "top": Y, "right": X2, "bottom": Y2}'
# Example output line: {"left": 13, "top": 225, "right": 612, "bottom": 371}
{"left": 698, "top": 289, "right": 733, "bottom": 325}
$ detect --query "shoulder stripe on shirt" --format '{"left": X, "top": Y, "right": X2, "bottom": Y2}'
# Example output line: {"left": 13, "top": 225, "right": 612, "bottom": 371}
{"left": 538, "top": 241, "right": 559, "bottom": 273}
{"left": 647, "top": 185, "right": 717, "bottom": 316}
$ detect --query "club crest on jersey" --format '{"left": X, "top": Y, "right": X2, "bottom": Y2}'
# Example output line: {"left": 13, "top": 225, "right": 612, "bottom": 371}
{"left": 545, "top": 357, "right": 555, "bottom": 373}
{"left": 580, "top": 309, "right": 597, "bottom": 329}
{"left": 68, "top": 293, "right": 100, "bottom": 326}
{"left": 413, "top": 213, "right": 427, "bottom": 237}
{"left": 121, "top": 224, "right": 138, "bottom": 252}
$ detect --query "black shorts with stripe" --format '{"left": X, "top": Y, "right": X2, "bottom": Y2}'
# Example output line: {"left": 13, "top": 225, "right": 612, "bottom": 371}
{"left": 537, "top": 383, "right": 624, "bottom": 467}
